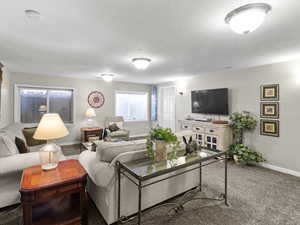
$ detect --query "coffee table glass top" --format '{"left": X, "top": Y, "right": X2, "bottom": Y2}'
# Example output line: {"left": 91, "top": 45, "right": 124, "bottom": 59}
{"left": 120, "top": 149, "right": 224, "bottom": 179}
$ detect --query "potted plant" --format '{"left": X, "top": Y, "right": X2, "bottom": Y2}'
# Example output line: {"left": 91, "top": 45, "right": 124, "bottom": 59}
{"left": 229, "top": 111, "right": 265, "bottom": 164}
{"left": 229, "top": 111, "right": 257, "bottom": 144}
{"left": 146, "top": 128, "right": 179, "bottom": 162}
{"left": 228, "top": 144, "right": 265, "bottom": 165}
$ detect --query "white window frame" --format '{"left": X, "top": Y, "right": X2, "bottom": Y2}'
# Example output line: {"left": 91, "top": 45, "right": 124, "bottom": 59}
{"left": 115, "top": 90, "right": 149, "bottom": 122}
{"left": 14, "top": 84, "right": 76, "bottom": 125}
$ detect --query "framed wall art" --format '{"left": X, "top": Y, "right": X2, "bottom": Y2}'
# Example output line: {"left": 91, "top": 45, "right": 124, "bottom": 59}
{"left": 260, "top": 102, "right": 279, "bottom": 119}
{"left": 260, "top": 120, "right": 279, "bottom": 137}
{"left": 88, "top": 91, "right": 105, "bottom": 108}
{"left": 260, "top": 84, "right": 279, "bottom": 101}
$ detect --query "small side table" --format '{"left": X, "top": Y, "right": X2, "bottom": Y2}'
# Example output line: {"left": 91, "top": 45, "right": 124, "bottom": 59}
{"left": 80, "top": 127, "right": 103, "bottom": 142}
{"left": 20, "top": 160, "right": 87, "bottom": 225}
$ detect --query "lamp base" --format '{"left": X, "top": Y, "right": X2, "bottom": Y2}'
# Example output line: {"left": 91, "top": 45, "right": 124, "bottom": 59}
{"left": 42, "top": 162, "right": 58, "bottom": 170}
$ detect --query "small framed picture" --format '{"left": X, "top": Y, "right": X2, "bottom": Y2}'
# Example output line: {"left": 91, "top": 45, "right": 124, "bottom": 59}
{"left": 260, "top": 120, "right": 279, "bottom": 137}
{"left": 260, "top": 84, "right": 279, "bottom": 101}
{"left": 260, "top": 102, "right": 279, "bottom": 119}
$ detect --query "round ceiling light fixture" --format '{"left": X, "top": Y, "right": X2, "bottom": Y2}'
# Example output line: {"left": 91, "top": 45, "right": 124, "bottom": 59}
{"left": 25, "top": 9, "right": 41, "bottom": 20}
{"left": 225, "top": 3, "right": 271, "bottom": 35}
{"left": 132, "top": 58, "right": 151, "bottom": 70}
{"left": 98, "top": 74, "right": 114, "bottom": 82}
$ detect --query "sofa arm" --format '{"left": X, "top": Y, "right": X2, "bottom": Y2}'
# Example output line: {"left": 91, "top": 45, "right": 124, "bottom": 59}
{"left": 109, "top": 149, "right": 147, "bottom": 167}
{"left": 0, "top": 151, "right": 66, "bottom": 175}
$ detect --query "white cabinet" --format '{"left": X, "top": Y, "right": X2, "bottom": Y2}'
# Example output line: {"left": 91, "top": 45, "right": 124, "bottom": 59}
{"left": 179, "top": 120, "right": 232, "bottom": 151}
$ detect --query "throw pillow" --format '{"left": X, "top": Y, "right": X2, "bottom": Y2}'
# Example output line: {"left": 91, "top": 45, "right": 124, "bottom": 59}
{"left": 108, "top": 123, "right": 120, "bottom": 132}
{"left": 22, "top": 127, "right": 47, "bottom": 146}
{"left": 0, "top": 132, "right": 19, "bottom": 155}
{"left": 0, "top": 135, "right": 12, "bottom": 157}
{"left": 115, "top": 122, "right": 124, "bottom": 130}
{"left": 15, "top": 137, "right": 28, "bottom": 154}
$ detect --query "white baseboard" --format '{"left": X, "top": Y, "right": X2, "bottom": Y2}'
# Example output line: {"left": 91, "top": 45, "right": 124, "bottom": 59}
{"left": 261, "top": 163, "right": 300, "bottom": 177}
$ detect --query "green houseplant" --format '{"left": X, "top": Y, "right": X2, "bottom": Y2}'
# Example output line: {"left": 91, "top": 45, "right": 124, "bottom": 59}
{"left": 229, "top": 111, "right": 257, "bottom": 144}
{"left": 228, "top": 144, "right": 265, "bottom": 164}
{"left": 146, "top": 128, "right": 179, "bottom": 161}
{"left": 229, "top": 111, "right": 265, "bottom": 164}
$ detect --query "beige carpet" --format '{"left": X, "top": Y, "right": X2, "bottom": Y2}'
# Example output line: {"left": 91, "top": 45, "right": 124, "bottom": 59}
{"left": 1, "top": 162, "right": 299, "bottom": 225}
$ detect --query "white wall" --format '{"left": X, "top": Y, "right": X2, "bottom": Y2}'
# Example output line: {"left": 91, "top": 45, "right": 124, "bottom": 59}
{"left": 160, "top": 59, "right": 300, "bottom": 173}
{"left": 0, "top": 68, "right": 12, "bottom": 128}
{"left": 8, "top": 72, "right": 152, "bottom": 144}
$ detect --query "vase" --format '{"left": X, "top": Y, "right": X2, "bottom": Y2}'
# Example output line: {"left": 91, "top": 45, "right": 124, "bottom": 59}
{"left": 155, "top": 140, "right": 168, "bottom": 162}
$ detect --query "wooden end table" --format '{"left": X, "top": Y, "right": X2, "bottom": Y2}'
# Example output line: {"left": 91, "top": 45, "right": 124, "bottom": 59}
{"left": 80, "top": 127, "right": 103, "bottom": 142}
{"left": 20, "top": 159, "right": 88, "bottom": 225}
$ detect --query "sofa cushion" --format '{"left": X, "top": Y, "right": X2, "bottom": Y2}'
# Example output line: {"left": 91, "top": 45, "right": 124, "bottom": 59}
{"left": 22, "top": 127, "right": 46, "bottom": 146}
{"left": 0, "top": 132, "right": 19, "bottom": 156}
{"left": 0, "top": 135, "right": 12, "bottom": 157}
{"left": 109, "top": 130, "right": 129, "bottom": 137}
{"left": 97, "top": 140, "right": 146, "bottom": 162}
{"left": 15, "top": 137, "right": 28, "bottom": 154}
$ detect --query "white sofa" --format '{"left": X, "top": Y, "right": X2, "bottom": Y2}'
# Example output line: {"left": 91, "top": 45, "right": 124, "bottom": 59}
{"left": 0, "top": 123, "right": 65, "bottom": 208}
{"left": 79, "top": 131, "right": 198, "bottom": 225}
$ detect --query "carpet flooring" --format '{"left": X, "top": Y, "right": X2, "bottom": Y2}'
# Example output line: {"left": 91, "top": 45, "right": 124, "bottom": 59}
{"left": 1, "top": 162, "right": 299, "bottom": 225}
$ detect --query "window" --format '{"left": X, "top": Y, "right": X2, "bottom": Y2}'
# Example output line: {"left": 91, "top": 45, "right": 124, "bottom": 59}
{"left": 15, "top": 85, "right": 74, "bottom": 123}
{"left": 115, "top": 91, "right": 148, "bottom": 121}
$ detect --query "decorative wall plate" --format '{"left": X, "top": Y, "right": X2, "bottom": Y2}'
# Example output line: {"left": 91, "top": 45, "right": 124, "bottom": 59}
{"left": 88, "top": 91, "right": 105, "bottom": 108}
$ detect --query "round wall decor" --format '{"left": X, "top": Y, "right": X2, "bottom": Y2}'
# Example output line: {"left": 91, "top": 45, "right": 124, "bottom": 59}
{"left": 88, "top": 91, "right": 105, "bottom": 108}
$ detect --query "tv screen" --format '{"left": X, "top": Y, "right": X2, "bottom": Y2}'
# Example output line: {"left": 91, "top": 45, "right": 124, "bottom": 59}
{"left": 191, "top": 88, "right": 229, "bottom": 115}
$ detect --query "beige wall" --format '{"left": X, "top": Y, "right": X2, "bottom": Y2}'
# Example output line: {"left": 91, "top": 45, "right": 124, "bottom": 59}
{"left": 0, "top": 68, "right": 12, "bottom": 128}
{"left": 8, "top": 72, "right": 152, "bottom": 144}
{"left": 160, "top": 59, "right": 300, "bottom": 173}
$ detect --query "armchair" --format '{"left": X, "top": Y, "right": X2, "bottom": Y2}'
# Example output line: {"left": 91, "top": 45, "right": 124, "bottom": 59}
{"left": 105, "top": 116, "right": 130, "bottom": 141}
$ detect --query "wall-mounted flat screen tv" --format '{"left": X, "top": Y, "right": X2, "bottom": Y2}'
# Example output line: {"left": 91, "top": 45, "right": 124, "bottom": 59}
{"left": 191, "top": 88, "right": 229, "bottom": 115}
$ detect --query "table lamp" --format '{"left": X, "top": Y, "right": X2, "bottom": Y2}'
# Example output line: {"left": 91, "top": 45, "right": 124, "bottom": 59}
{"left": 85, "top": 107, "right": 96, "bottom": 126}
{"left": 34, "top": 113, "right": 69, "bottom": 170}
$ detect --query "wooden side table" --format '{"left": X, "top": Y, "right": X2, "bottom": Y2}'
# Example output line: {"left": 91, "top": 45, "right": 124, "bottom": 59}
{"left": 20, "top": 160, "right": 87, "bottom": 225}
{"left": 80, "top": 127, "right": 103, "bottom": 142}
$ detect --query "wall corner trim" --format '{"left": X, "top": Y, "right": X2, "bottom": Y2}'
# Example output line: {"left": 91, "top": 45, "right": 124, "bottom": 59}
{"left": 260, "top": 162, "right": 300, "bottom": 177}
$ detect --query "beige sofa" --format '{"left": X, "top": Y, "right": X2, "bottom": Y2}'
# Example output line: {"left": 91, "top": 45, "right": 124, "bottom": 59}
{"left": 0, "top": 123, "right": 65, "bottom": 208}
{"left": 79, "top": 131, "right": 197, "bottom": 224}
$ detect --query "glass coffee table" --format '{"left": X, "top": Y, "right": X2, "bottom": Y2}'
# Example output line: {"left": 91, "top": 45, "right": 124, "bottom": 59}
{"left": 117, "top": 148, "right": 229, "bottom": 225}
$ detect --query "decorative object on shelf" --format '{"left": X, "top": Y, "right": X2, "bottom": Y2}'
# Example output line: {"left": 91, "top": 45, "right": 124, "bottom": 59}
{"left": 33, "top": 113, "right": 69, "bottom": 170}
{"left": 224, "top": 3, "right": 272, "bottom": 35}
{"left": 88, "top": 91, "right": 105, "bottom": 108}
{"left": 260, "top": 84, "right": 279, "bottom": 101}
{"left": 260, "top": 102, "right": 279, "bottom": 119}
{"left": 229, "top": 112, "right": 257, "bottom": 144}
{"left": 228, "top": 144, "right": 265, "bottom": 164}
{"left": 146, "top": 128, "right": 180, "bottom": 162}
{"left": 260, "top": 119, "right": 280, "bottom": 137}
{"left": 182, "top": 136, "right": 198, "bottom": 155}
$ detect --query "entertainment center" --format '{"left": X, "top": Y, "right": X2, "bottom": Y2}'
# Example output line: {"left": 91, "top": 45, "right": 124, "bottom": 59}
{"left": 179, "top": 120, "right": 232, "bottom": 152}
{"left": 181, "top": 88, "right": 232, "bottom": 151}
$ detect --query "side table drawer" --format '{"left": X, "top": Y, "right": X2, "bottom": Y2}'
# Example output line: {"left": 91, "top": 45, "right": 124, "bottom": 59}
{"left": 36, "top": 183, "right": 79, "bottom": 199}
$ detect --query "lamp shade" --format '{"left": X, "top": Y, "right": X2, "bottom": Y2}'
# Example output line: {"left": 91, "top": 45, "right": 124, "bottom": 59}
{"left": 33, "top": 113, "right": 69, "bottom": 140}
{"left": 85, "top": 108, "right": 96, "bottom": 118}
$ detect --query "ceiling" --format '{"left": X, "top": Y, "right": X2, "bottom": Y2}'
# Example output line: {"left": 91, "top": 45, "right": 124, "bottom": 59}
{"left": 1, "top": 0, "right": 300, "bottom": 84}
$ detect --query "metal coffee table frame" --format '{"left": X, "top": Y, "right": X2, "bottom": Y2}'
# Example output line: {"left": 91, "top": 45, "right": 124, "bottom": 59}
{"left": 117, "top": 149, "right": 228, "bottom": 225}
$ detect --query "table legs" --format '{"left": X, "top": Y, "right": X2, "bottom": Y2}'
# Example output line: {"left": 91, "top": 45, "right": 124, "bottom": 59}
{"left": 224, "top": 155, "right": 228, "bottom": 206}
{"left": 199, "top": 162, "right": 202, "bottom": 191}
{"left": 117, "top": 162, "right": 121, "bottom": 223}
{"left": 138, "top": 180, "right": 142, "bottom": 225}
{"left": 23, "top": 203, "right": 32, "bottom": 225}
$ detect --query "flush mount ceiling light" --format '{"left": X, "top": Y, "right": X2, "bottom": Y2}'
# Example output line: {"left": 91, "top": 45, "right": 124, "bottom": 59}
{"left": 25, "top": 9, "right": 41, "bottom": 20}
{"left": 225, "top": 3, "right": 271, "bottom": 35}
{"left": 98, "top": 74, "right": 114, "bottom": 82}
{"left": 132, "top": 58, "right": 151, "bottom": 70}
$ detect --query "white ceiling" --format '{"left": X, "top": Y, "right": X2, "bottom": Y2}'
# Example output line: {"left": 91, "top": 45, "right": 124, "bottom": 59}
{"left": 1, "top": 0, "right": 300, "bottom": 84}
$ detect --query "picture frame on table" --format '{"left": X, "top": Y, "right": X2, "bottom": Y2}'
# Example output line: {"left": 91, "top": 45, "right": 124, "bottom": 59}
{"left": 260, "top": 84, "right": 279, "bottom": 101}
{"left": 260, "top": 120, "right": 280, "bottom": 137}
{"left": 260, "top": 102, "right": 279, "bottom": 119}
